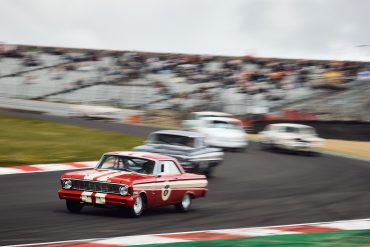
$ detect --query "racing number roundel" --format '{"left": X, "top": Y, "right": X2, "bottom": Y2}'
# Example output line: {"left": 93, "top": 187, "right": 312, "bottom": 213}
{"left": 162, "top": 183, "right": 171, "bottom": 201}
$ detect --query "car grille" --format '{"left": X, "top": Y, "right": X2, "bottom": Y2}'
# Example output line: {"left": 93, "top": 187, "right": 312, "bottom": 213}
{"left": 70, "top": 179, "right": 121, "bottom": 194}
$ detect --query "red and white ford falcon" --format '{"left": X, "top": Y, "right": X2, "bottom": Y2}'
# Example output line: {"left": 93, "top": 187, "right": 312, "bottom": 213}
{"left": 58, "top": 151, "right": 208, "bottom": 217}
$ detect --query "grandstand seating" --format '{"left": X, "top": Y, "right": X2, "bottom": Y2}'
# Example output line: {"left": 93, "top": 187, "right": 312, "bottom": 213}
{"left": 0, "top": 45, "right": 369, "bottom": 121}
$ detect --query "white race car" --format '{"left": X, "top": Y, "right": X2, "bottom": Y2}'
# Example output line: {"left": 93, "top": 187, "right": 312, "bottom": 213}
{"left": 190, "top": 117, "right": 248, "bottom": 152}
{"left": 259, "top": 123, "right": 323, "bottom": 153}
{"left": 182, "top": 111, "right": 235, "bottom": 130}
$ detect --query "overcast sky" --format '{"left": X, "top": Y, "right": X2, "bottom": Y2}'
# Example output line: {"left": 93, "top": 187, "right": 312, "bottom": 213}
{"left": 1, "top": 0, "right": 369, "bottom": 61}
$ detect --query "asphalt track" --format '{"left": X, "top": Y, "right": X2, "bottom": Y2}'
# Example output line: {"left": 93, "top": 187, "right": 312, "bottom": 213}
{"left": 1, "top": 111, "right": 370, "bottom": 246}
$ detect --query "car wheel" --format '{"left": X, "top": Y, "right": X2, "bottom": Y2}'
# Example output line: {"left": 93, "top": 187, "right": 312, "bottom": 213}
{"left": 175, "top": 193, "right": 192, "bottom": 212}
{"left": 66, "top": 200, "right": 83, "bottom": 213}
{"left": 128, "top": 194, "right": 146, "bottom": 217}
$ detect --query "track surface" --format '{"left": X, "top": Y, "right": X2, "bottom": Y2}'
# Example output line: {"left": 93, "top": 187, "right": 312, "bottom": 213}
{"left": 1, "top": 111, "right": 370, "bottom": 246}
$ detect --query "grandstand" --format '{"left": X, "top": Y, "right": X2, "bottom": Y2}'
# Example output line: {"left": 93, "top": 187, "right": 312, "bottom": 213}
{"left": 0, "top": 44, "right": 369, "bottom": 122}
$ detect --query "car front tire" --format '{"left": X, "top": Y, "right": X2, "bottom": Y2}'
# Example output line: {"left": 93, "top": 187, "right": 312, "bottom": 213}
{"left": 66, "top": 200, "right": 83, "bottom": 213}
{"left": 175, "top": 193, "right": 192, "bottom": 212}
{"left": 128, "top": 194, "right": 146, "bottom": 218}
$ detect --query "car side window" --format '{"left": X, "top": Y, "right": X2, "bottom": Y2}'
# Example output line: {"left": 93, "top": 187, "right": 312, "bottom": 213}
{"left": 158, "top": 161, "right": 181, "bottom": 176}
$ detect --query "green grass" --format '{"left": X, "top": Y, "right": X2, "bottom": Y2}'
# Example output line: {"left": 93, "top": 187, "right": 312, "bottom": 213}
{"left": 141, "top": 230, "right": 370, "bottom": 247}
{"left": 0, "top": 114, "right": 144, "bottom": 166}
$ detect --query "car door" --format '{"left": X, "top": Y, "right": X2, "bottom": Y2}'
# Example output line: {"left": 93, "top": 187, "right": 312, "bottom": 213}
{"left": 155, "top": 160, "right": 184, "bottom": 206}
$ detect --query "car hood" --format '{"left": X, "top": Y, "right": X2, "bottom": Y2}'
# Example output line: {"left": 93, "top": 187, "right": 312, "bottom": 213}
{"left": 61, "top": 169, "right": 154, "bottom": 185}
{"left": 134, "top": 144, "right": 195, "bottom": 156}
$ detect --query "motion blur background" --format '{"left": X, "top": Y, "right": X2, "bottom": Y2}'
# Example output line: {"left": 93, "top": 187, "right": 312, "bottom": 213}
{"left": 1, "top": 0, "right": 369, "bottom": 140}
{"left": 1, "top": 1, "right": 370, "bottom": 246}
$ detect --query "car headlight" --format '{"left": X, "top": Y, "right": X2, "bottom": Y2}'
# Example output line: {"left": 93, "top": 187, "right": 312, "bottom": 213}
{"left": 63, "top": 179, "right": 72, "bottom": 189}
{"left": 119, "top": 185, "right": 129, "bottom": 196}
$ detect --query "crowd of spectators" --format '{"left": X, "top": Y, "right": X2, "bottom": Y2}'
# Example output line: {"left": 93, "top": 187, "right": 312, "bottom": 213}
{"left": 0, "top": 43, "right": 369, "bottom": 119}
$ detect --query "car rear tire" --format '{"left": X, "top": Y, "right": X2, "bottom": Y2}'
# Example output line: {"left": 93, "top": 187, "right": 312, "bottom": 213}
{"left": 128, "top": 194, "right": 146, "bottom": 218}
{"left": 175, "top": 193, "right": 192, "bottom": 212}
{"left": 66, "top": 200, "right": 83, "bottom": 213}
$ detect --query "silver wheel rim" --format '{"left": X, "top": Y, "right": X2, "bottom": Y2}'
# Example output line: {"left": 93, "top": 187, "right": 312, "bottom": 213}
{"left": 182, "top": 194, "right": 191, "bottom": 209}
{"left": 133, "top": 196, "right": 142, "bottom": 214}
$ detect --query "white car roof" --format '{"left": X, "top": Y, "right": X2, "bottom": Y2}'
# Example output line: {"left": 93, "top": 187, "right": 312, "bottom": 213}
{"left": 269, "top": 123, "right": 313, "bottom": 128}
{"left": 201, "top": 116, "right": 241, "bottom": 123}
{"left": 153, "top": 129, "right": 205, "bottom": 138}
{"left": 194, "top": 111, "right": 234, "bottom": 117}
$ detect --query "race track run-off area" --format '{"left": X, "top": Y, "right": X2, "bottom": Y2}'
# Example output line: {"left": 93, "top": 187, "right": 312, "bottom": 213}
{"left": 5, "top": 218, "right": 370, "bottom": 246}
{"left": 0, "top": 113, "right": 370, "bottom": 246}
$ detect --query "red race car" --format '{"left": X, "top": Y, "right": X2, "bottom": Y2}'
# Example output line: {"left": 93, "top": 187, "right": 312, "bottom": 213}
{"left": 58, "top": 151, "right": 208, "bottom": 217}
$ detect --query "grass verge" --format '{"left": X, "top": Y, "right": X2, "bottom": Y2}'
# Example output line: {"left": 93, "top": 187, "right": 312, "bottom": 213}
{"left": 0, "top": 114, "right": 144, "bottom": 166}
{"left": 142, "top": 230, "right": 370, "bottom": 247}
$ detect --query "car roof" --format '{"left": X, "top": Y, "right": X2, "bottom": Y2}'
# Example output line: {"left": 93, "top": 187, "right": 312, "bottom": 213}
{"left": 103, "top": 151, "right": 177, "bottom": 161}
{"left": 201, "top": 116, "right": 241, "bottom": 123}
{"left": 269, "top": 123, "right": 313, "bottom": 128}
{"left": 194, "top": 111, "right": 233, "bottom": 117}
{"left": 152, "top": 129, "right": 205, "bottom": 138}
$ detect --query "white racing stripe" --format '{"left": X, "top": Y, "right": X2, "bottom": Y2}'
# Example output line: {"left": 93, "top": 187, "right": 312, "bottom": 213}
{"left": 133, "top": 179, "right": 208, "bottom": 190}
{"left": 83, "top": 170, "right": 114, "bottom": 180}
{"left": 95, "top": 171, "right": 132, "bottom": 182}
{"left": 169, "top": 180, "right": 208, "bottom": 188}
{"left": 81, "top": 191, "right": 93, "bottom": 203}
{"left": 94, "top": 193, "right": 107, "bottom": 204}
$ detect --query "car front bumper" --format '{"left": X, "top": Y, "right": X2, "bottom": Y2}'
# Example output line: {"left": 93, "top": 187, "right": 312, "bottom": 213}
{"left": 277, "top": 142, "right": 318, "bottom": 151}
{"left": 206, "top": 139, "right": 248, "bottom": 149}
{"left": 58, "top": 189, "right": 135, "bottom": 207}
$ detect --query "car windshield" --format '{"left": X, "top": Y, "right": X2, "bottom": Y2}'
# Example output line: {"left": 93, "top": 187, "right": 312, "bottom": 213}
{"left": 97, "top": 155, "right": 155, "bottom": 175}
{"left": 151, "top": 134, "right": 195, "bottom": 147}
{"left": 209, "top": 120, "right": 243, "bottom": 130}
